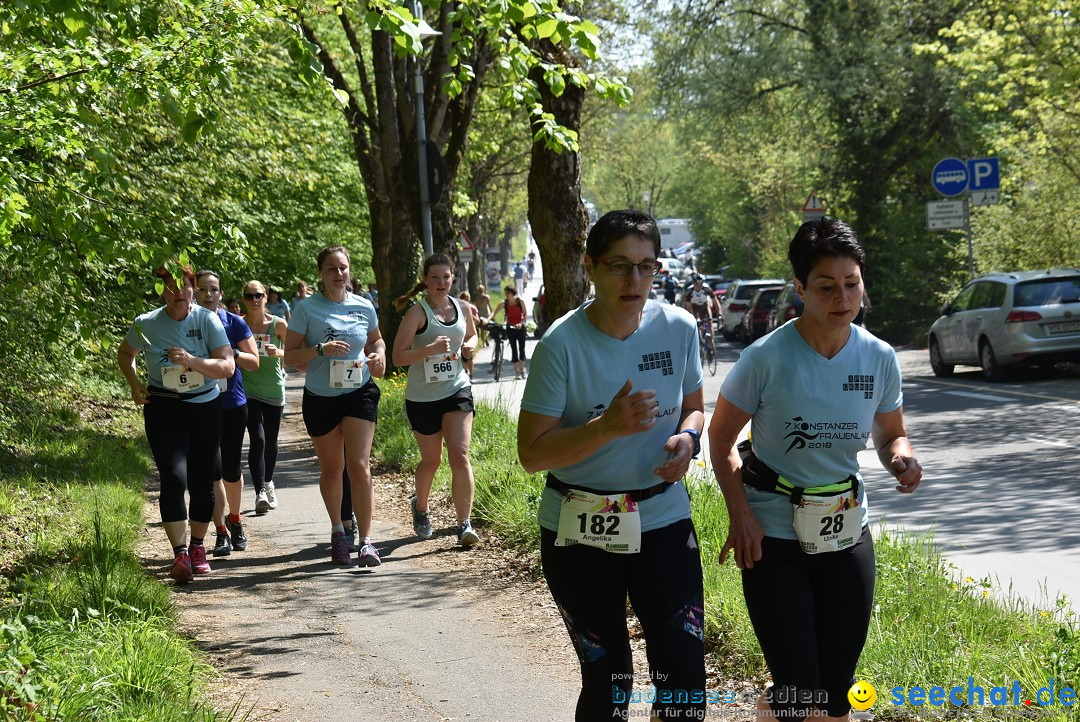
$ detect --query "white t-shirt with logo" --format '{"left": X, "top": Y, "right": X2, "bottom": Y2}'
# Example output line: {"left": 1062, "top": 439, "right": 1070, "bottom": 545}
{"left": 720, "top": 320, "right": 903, "bottom": 540}
{"left": 521, "top": 300, "right": 703, "bottom": 533}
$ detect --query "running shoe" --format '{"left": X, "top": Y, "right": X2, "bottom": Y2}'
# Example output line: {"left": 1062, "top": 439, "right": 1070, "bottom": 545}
{"left": 330, "top": 531, "right": 352, "bottom": 565}
{"left": 265, "top": 480, "right": 279, "bottom": 509}
{"left": 458, "top": 520, "right": 480, "bottom": 548}
{"left": 226, "top": 518, "right": 248, "bottom": 551}
{"left": 190, "top": 544, "right": 211, "bottom": 574}
{"left": 411, "top": 496, "right": 433, "bottom": 540}
{"left": 344, "top": 512, "right": 359, "bottom": 552}
{"left": 358, "top": 541, "right": 381, "bottom": 567}
{"left": 212, "top": 532, "right": 232, "bottom": 557}
{"left": 255, "top": 490, "right": 271, "bottom": 515}
{"left": 170, "top": 551, "right": 193, "bottom": 583}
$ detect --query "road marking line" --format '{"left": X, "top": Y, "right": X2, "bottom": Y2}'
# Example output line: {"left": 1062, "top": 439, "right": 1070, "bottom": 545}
{"left": 944, "top": 390, "right": 1017, "bottom": 402}
{"left": 1027, "top": 436, "right": 1070, "bottom": 448}
{"left": 917, "top": 377, "right": 1080, "bottom": 404}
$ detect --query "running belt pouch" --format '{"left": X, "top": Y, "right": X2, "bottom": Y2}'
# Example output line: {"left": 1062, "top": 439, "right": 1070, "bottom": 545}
{"left": 736, "top": 440, "right": 781, "bottom": 492}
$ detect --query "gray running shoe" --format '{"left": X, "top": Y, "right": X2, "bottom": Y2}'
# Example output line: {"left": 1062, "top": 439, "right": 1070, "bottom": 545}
{"left": 344, "top": 513, "right": 359, "bottom": 553}
{"left": 458, "top": 519, "right": 480, "bottom": 547}
{"left": 358, "top": 542, "right": 381, "bottom": 567}
{"left": 411, "top": 496, "right": 433, "bottom": 540}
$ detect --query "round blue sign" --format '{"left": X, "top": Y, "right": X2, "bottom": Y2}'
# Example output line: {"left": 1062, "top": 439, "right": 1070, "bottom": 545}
{"left": 932, "top": 158, "right": 968, "bottom": 197}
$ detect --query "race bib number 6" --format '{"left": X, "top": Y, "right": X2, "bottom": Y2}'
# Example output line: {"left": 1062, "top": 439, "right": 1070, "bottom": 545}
{"left": 556, "top": 489, "right": 642, "bottom": 554}
{"left": 424, "top": 354, "right": 459, "bottom": 383}
{"left": 329, "top": 359, "right": 363, "bottom": 388}
{"left": 161, "top": 365, "right": 206, "bottom": 392}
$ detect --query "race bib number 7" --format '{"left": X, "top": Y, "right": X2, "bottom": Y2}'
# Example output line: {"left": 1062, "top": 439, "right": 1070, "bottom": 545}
{"left": 329, "top": 359, "right": 363, "bottom": 388}
{"left": 555, "top": 489, "right": 642, "bottom": 554}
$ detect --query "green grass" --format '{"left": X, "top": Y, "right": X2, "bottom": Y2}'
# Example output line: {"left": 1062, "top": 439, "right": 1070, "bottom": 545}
{"left": 0, "top": 376, "right": 242, "bottom": 722}
{"left": 373, "top": 378, "right": 1080, "bottom": 720}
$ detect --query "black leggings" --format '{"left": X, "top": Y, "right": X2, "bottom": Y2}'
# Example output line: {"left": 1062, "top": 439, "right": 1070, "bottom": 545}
{"left": 541, "top": 518, "right": 706, "bottom": 721}
{"left": 506, "top": 326, "right": 527, "bottom": 363}
{"left": 144, "top": 396, "right": 222, "bottom": 523}
{"left": 214, "top": 404, "right": 248, "bottom": 484}
{"left": 246, "top": 399, "right": 283, "bottom": 493}
{"left": 741, "top": 527, "right": 876, "bottom": 719}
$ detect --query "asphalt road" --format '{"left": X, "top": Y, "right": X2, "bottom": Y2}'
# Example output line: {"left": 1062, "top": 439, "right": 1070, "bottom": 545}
{"left": 473, "top": 278, "right": 1080, "bottom": 612}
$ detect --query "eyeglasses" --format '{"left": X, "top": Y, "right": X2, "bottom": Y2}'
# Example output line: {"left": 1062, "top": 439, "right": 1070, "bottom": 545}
{"left": 596, "top": 258, "right": 661, "bottom": 277}
{"left": 243, "top": 292, "right": 265, "bottom": 301}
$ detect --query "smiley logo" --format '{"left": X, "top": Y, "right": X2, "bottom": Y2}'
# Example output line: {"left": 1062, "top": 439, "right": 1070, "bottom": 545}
{"left": 848, "top": 680, "right": 876, "bottom": 711}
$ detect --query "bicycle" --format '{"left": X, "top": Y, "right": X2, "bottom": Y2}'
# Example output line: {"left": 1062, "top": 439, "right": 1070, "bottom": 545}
{"left": 484, "top": 321, "right": 505, "bottom": 382}
{"left": 698, "top": 317, "right": 718, "bottom": 377}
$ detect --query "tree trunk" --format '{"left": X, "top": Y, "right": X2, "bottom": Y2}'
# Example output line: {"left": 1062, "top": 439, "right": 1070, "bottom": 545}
{"left": 527, "top": 40, "right": 590, "bottom": 321}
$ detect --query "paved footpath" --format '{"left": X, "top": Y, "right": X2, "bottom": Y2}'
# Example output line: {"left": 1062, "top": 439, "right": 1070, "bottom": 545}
{"left": 161, "top": 371, "right": 579, "bottom": 722}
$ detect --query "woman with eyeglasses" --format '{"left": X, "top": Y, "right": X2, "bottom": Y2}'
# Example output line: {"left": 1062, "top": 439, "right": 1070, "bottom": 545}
{"left": 195, "top": 270, "right": 260, "bottom": 558}
{"left": 487, "top": 285, "right": 529, "bottom": 379}
{"left": 116, "top": 264, "right": 234, "bottom": 582}
{"left": 284, "top": 245, "right": 386, "bottom": 567}
{"left": 240, "top": 280, "right": 288, "bottom": 516}
{"left": 517, "top": 210, "right": 706, "bottom": 721}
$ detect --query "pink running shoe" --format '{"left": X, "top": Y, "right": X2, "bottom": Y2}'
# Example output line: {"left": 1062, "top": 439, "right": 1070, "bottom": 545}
{"left": 170, "top": 551, "right": 193, "bottom": 583}
{"left": 331, "top": 531, "right": 352, "bottom": 565}
{"left": 189, "top": 544, "right": 211, "bottom": 574}
{"left": 358, "top": 541, "right": 381, "bottom": 567}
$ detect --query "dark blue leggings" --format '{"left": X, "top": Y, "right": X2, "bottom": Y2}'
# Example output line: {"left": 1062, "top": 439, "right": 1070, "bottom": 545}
{"left": 246, "top": 398, "right": 283, "bottom": 493}
{"left": 741, "top": 527, "right": 876, "bottom": 719}
{"left": 144, "top": 396, "right": 221, "bottom": 523}
{"left": 541, "top": 517, "right": 706, "bottom": 721}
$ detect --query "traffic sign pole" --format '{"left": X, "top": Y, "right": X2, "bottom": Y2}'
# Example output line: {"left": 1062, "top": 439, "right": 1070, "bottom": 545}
{"left": 964, "top": 194, "right": 974, "bottom": 280}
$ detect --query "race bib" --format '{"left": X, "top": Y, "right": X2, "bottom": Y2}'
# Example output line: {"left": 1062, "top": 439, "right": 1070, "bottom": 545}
{"left": 161, "top": 365, "right": 206, "bottom": 392}
{"left": 253, "top": 333, "right": 271, "bottom": 356}
{"left": 329, "top": 359, "right": 363, "bottom": 388}
{"left": 217, "top": 377, "right": 228, "bottom": 391}
{"left": 555, "top": 489, "right": 642, "bottom": 554}
{"left": 792, "top": 489, "right": 861, "bottom": 554}
{"left": 424, "top": 354, "right": 459, "bottom": 383}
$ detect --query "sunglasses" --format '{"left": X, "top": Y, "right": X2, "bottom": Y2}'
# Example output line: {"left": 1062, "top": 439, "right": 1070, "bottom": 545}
{"left": 243, "top": 292, "right": 265, "bottom": 301}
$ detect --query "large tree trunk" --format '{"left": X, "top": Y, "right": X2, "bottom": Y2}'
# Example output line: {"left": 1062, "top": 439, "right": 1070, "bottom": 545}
{"left": 527, "top": 40, "right": 590, "bottom": 321}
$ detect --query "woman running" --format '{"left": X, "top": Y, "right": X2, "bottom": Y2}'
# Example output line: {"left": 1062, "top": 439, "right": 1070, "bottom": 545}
{"left": 240, "top": 279, "right": 288, "bottom": 516}
{"left": 195, "top": 270, "right": 259, "bottom": 557}
{"left": 709, "top": 217, "right": 922, "bottom": 722}
{"left": 518, "top": 210, "right": 706, "bottom": 720}
{"left": 284, "top": 245, "right": 386, "bottom": 566}
{"left": 117, "top": 264, "right": 234, "bottom": 582}
{"left": 392, "top": 254, "right": 480, "bottom": 546}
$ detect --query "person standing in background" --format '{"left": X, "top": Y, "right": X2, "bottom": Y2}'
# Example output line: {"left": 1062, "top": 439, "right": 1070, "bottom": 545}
{"left": 266, "top": 288, "right": 291, "bottom": 323}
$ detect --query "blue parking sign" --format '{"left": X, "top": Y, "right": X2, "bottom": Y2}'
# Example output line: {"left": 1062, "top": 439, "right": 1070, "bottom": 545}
{"left": 967, "top": 157, "right": 1000, "bottom": 191}
{"left": 931, "top": 158, "right": 968, "bottom": 197}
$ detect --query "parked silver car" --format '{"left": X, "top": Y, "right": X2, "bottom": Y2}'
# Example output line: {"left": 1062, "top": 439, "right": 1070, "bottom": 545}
{"left": 928, "top": 269, "right": 1080, "bottom": 381}
{"left": 721, "top": 278, "right": 786, "bottom": 340}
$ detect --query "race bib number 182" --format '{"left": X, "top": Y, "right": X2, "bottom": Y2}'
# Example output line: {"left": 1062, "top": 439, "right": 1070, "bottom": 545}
{"left": 555, "top": 489, "right": 642, "bottom": 554}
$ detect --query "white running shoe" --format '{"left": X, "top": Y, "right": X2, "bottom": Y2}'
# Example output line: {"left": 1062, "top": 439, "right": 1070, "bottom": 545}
{"left": 255, "top": 490, "right": 271, "bottom": 515}
{"left": 265, "top": 480, "right": 278, "bottom": 509}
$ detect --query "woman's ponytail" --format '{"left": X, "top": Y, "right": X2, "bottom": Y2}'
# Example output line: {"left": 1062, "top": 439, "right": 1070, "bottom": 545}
{"left": 393, "top": 281, "right": 426, "bottom": 311}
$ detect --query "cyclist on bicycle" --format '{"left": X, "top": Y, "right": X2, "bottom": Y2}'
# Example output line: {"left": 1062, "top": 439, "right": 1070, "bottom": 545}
{"left": 684, "top": 274, "right": 719, "bottom": 336}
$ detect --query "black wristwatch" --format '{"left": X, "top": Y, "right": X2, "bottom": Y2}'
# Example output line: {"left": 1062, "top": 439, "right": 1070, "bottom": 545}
{"left": 680, "top": 428, "right": 701, "bottom": 459}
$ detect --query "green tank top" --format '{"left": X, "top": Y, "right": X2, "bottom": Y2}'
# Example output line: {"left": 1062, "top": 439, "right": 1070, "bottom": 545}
{"left": 241, "top": 315, "right": 286, "bottom": 406}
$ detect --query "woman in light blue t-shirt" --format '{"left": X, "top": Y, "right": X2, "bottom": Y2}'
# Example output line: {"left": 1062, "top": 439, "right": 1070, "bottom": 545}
{"left": 708, "top": 217, "right": 923, "bottom": 722}
{"left": 283, "top": 245, "right": 386, "bottom": 568}
{"left": 116, "top": 264, "right": 234, "bottom": 584}
{"left": 518, "top": 210, "right": 707, "bottom": 721}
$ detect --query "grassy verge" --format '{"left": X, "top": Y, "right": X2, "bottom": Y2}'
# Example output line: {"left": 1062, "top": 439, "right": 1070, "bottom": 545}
{"left": 0, "top": 375, "right": 239, "bottom": 722}
{"left": 373, "top": 377, "right": 1079, "bottom": 719}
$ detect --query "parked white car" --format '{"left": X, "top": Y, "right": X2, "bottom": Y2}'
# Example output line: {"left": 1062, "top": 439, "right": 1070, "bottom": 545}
{"left": 658, "top": 257, "right": 691, "bottom": 283}
{"left": 720, "top": 278, "right": 786, "bottom": 340}
{"left": 928, "top": 269, "right": 1080, "bottom": 380}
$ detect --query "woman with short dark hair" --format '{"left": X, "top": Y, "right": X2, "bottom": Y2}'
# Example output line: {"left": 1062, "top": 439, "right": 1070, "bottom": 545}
{"left": 709, "top": 216, "right": 923, "bottom": 722}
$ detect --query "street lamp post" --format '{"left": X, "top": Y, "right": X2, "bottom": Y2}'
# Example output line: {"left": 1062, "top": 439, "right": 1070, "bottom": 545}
{"left": 411, "top": 0, "right": 440, "bottom": 257}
